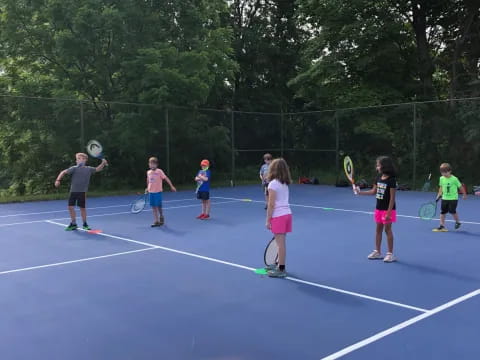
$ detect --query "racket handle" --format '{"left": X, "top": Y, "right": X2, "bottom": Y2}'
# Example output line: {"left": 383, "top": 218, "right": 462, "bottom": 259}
{"left": 352, "top": 184, "right": 358, "bottom": 195}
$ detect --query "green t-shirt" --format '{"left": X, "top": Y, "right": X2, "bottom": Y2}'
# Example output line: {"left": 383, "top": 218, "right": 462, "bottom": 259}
{"left": 439, "top": 175, "right": 462, "bottom": 200}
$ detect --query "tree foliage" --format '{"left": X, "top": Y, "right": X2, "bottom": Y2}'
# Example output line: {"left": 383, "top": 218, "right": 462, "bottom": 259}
{"left": 0, "top": 0, "right": 479, "bottom": 195}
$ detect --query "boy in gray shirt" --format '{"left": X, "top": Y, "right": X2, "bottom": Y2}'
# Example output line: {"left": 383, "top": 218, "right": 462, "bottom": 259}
{"left": 55, "top": 153, "right": 108, "bottom": 231}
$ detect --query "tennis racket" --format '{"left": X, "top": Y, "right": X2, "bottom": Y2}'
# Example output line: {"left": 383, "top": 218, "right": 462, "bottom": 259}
{"left": 86, "top": 140, "right": 107, "bottom": 163}
{"left": 343, "top": 156, "right": 357, "bottom": 194}
{"left": 422, "top": 173, "right": 432, "bottom": 192}
{"left": 131, "top": 192, "right": 148, "bottom": 214}
{"left": 195, "top": 170, "right": 206, "bottom": 193}
{"left": 419, "top": 196, "right": 440, "bottom": 220}
{"left": 264, "top": 236, "right": 278, "bottom": 267}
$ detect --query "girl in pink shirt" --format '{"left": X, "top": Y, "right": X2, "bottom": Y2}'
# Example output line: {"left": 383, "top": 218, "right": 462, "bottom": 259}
{"left": 265, "top": 158, "right": 292, "bottom": 278}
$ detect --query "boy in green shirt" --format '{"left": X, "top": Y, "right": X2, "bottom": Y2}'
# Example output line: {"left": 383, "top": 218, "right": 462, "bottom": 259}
{"left": 433, "top": 163, "right": 467, "bottom": 232}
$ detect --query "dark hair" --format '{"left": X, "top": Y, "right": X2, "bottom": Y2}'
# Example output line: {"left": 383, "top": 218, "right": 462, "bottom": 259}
{"left": 377, "top": 156, "right": 396, "bottom": 176}
{"left": 267, "top": 158, "right": 292, "bottom": 184}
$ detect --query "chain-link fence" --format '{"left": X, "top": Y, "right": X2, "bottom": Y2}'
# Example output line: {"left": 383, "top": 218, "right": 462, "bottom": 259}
{"left": 1, "top": 95, "right": 479, "bottom": 196}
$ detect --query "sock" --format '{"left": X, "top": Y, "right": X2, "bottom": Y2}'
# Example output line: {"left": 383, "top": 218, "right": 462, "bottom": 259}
{"left": 279, "top": 265, "right": 285, "bottom": 271}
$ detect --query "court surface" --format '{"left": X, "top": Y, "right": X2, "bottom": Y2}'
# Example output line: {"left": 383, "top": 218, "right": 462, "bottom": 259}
{"left": 0, "top": 185, "right": 479, "bottom": 359}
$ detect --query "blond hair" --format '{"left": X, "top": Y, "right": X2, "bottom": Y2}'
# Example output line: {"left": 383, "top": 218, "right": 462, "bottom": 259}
{"left": 76, "top": 153, "right": 88, "bottom": 160}
{"left": 267, "top": 158, "right": 292, "bottom": 185}
{"left": 440, "top": 163, "right": 452, "bottom": 172}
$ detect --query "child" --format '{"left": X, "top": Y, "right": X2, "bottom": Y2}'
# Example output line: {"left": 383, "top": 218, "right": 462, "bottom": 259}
{"left": 147, "top": 157, "right": 176, "bottom": 227}
{"left": 54, "top": 153, "right": 108, "bottom": 231}
{"left": 433, "top": 163, "right": 467, "bottom": 232}
{"left": 357, "top": 156, "right": 397, "bottom": 263}
{"left": 195, "top": 159, "right": 211, "bottom": 220}
{"left": 259, "top": 153, "right": 272, "bottom": 209}
{"left": 265, "top": 158, "right": 293, "bottom": 278}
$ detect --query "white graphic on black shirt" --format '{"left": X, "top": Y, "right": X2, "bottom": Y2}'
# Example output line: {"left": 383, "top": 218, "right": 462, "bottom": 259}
{"left": 376, "top": 182, "right": 387, "bottom": 200}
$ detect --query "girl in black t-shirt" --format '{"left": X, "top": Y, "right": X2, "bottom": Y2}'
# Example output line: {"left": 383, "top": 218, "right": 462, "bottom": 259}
{"left": 357, "top": 156, "right": 397, "bottom": 263}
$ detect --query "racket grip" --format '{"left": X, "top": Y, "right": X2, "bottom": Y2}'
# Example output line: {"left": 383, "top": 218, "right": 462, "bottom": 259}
{"left": 352, "top": 184, "right": 358, "bottom": 195}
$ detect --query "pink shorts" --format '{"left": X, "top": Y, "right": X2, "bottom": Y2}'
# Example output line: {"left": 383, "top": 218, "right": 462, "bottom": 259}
{"left": 271, "top": 214, "right": 293, "bottom": 234}
{"left": 374, "top": 209, "right": 397, "bottom": 224}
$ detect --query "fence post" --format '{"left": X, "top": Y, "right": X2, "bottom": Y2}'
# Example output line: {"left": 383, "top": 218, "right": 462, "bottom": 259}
{"left": 280, "top": 111, "right": 284, "bottom": 157}
{"left": 231, "top": 110, "right": 235, "bottom": 187}
{"left": 335, "top": 111, "right": 340, "bottom": 176}
{"left": 80, "top": 101, "right": 85, "bottom": 150}
{"left": 165, "top": 107, "right": 170, "bottom": 175}
{"left": 413, "top": 103, "right": 417, "bottom": 189}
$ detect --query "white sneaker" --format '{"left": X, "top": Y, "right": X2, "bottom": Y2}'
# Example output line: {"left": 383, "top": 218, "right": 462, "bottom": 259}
{"left": 383, "top": 252, "right": 397, "bottom": 263}
{"left": 368, "top": 250, "right": 383, "bottom": 260}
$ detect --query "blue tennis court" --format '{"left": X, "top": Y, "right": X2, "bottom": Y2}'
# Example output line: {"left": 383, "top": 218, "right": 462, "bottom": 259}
{"left": 0, "top": 185, "right": 479, "bottom": 359}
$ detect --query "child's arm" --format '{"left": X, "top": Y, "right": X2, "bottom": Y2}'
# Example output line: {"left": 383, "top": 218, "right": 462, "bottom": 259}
{"left": 196, "top": 173, "right": 209, "bottom": 182}
{"left": 265, "top": 189, "right": 276, "bottom": 229}
{"left": 164, "top": 176, "right": 176, "bottom": 192}
{"left": 385, "top": 187, "right": 396, "bottom": 220}
{"left": 95, "top": 159, "right": 108, "bottom": 172}
{"left": 460, "top": 183, "right": 467, "bottom": 200}
{"left": 436, "top": 186, "right": 442, "bottom": 201}
{"left": 54, "top": 169, "right": 69, "bottom": 188}
{"left": 357, "top": 184, "right": 376, "bottom": 196}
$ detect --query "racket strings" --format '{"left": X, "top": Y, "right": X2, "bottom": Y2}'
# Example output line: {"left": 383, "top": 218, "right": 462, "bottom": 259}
{"left": 265, "top": 241, "right": 279, "bottom": 266}
{"left": 419, "top": 203, "right": 436, "bottom": 220}
{"left": 131, "top": 199, "right": 146, "bottom": 213}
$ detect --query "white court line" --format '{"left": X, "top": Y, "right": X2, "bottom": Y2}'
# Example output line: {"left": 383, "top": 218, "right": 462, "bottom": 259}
{"left": 0, "top": 247, "right": 156, "bottom": 276}
{"left": 0, "top": 198, "right": 195, "bottom": 218}
{"left": 43, "top": 220, "right": 427, "bottom": 313}
{"left": 286, "top": 277, "right": 427, "bottom": 313}
{"left": 45, "top": 220, "right": 159, "bottom": 248}
{"left": 0, "top": 200, "right": 238, "bottom": 228}
{"left": 212, "top": 196, "right": 480, "bottom": 225}
{"left": 321, "top": 288, "right": 480, "bottom": 359}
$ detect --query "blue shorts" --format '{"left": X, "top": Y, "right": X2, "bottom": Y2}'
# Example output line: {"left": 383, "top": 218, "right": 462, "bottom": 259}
{"left": 149, "top": 192, "right": 163, "bottom": 207}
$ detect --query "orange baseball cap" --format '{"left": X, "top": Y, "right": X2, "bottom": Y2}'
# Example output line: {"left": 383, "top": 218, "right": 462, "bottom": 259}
{"left": 200, "top": 159, "right": 210, "bottom": 167}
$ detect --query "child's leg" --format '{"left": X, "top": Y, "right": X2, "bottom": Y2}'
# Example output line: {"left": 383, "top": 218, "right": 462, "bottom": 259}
{"left": 152, "top": 207, "right": 160, "bottom": 223}
{"left": 158, "top": 206, "right": 164, "bottom": 217}
{"left": 80, "top": 208, "right": 87, "bottom": 223}
{"left": 384, "top": 223, "right": 394, "bottom": 253}
{"left": 68, "top": 206, "right": 77, "bottom": 223}
{"left": 205, "top": 199, "right": 211, "bottom": 215}
{"left": 275, "top": 233, "right": 286, "bottom": 268}
{"left": 375, "top": 223, "right": 384, "bottom": 252}
{"left": 439, "top": 213, "right": 446, "bottom": 226}
{"left": 451, "top": 201, "right": 460, "bottom": 225}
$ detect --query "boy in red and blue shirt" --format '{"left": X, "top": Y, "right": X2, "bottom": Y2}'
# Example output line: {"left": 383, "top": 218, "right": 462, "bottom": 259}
{"left": 195, "top": 159, "right": 211, "bottom": 219}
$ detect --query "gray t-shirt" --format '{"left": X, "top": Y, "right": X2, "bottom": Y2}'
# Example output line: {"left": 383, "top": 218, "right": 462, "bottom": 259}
{"left": 66, "top": 165, "right": 97, "bottom": 192}
{"left": 260, "top": 164, "right": 269, "bottom": 184}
